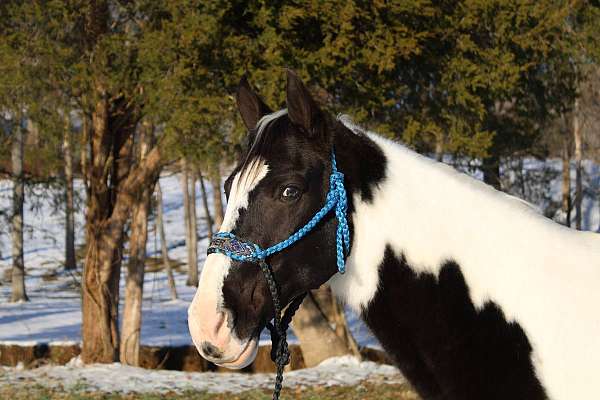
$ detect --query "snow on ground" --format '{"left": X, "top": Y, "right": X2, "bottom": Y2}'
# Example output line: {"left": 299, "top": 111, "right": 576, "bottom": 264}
{"left": 0, "top": 356, "right": 404, "bottom": 393}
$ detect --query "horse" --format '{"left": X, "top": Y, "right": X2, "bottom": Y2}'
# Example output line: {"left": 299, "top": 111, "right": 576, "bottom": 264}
{"left": 188, "top": 70, "right": 600, "bottom": 400}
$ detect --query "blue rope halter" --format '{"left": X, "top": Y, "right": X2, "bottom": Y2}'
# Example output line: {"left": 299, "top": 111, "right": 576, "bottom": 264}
{"left": 207, "top": 151, "right": 351, "bottom": 273}
{"left": 206, "top": 151, "right": 350, "bottom": 400}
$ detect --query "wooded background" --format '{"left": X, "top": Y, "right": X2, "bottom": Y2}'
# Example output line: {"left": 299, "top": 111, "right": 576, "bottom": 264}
{"left": 1, "top": 0, "right": 599, "bottom": 367}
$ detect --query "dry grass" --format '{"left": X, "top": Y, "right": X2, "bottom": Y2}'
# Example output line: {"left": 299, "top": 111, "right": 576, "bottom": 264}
{"left": 0, "top": 383, "right": 420, "bottom": 400}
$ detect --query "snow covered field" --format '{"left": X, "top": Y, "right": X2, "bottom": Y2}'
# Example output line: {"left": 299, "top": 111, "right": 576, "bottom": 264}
{"left": 0, "top": 356, "right": 403, "bottom": 394}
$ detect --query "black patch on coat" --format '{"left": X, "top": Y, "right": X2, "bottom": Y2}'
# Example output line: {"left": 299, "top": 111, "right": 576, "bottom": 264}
{"left": 362, "top": 246, "right": 547, "bottom": 400}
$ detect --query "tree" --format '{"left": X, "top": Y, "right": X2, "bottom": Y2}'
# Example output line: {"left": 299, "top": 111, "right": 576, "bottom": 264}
{"left": 156, "top": 182, "right": 178, "bottom": 301}
{"left": 120, "top": 121, "right": 156, "bottom": 366}
{"left": 198, "top": 170, "right": 214, "bottom": 241}
{"left": 62, "top": 113, "right": 76, "bottom": 270}
{"left": 181, "top": 158, "right": 199, "bottom": 287}
{"left": 10, "top": 115, "right": 27, "bottom": 302}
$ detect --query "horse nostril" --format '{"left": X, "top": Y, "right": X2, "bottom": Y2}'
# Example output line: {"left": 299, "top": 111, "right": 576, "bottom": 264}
{"left": 201, "top": 341, "right": 223, "bottom": 359}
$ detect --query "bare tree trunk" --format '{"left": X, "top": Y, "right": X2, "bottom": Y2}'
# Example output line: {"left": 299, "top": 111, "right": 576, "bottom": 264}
{"left": 291, "top": 292, "right": 351, "bottom": 367}
{"left": 63, "top": 113, "right": 76, "bottom": 270}
{"left": 10, "top": 115, "right": 28, "bottom": 303}
{"left": 181, "top": 160, "right": 191, "bottom": 248}
{"left": 562, "top": 136, "right": 572, "bottom": 227}
{"left": 434, "top": 135, "right": 444, "bottom": 162}
{"left": 81, "top": 88, "right": 162, "bottom": 364}
{"left": 573, "top": 98, "right": 583, "bottom": 230}
{"left": 81, "top": 111, "right": 91, "bottom": 199}
{"left": 312, "top": 286, "right": 361, "bottom": 358}
{"left": 482, "top": 154, "right": 502, "bottom": 191}
{"left": 82, "top": 93, "right": 123, "bottom": 363}
{"left": 198, "top": 171, "right": 213, "bottom": 241}
{"left": 156, "top": 182, "right": 178, "bottom": 300}
{"left": 120, "top": 124, "right": 154, "bottom": 366}
{"left": 187, "top": 170, "right": 199, "bottom": 287}
{"left": 211, "top": 173, "right": 224, "bottom": 228}
{"left": 181, "top": 158, "right": 197, "bottom": 287}
{"left": 120, "top": 184, "right": 152, "bottom": 365}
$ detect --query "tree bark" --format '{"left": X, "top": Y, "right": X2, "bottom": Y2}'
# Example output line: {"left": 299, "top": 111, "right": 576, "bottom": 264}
{"left": 211, "top": 173, "right": 224, "bottom": 229}
{"left": 181, "top": 159, "right": 199, "bottom": 287}
{"left": 120, "top": 123, "right": 154, "bottom": 366}
{"left": 156, "top": 182, "right": 178, "bottom": 300}
{"left": 312, "top": 286, "right": 361, "bottom": 358}
{"left": 63, "top": 113, "right": 76, "bottom": 270}
{"left": 81, "top": 111, "right": 91, "bottom": 199}
{"left": 181, "top": 161, "right": 191, "bottom": 236}
{"left": 198, "top": 171, "right": 214, "bottom": 241}
{"left": 10, "top": 115, "right": 28, "bottom": 303}
{"left": 573, "top": 98, "right": 583, "bottom": 230}
{"left": 291, "top": 292, "right": 351, "bottom": 367}
{"left": 81, "top": 92, "right": 123, "bottom": 363}
{"left": 562, "top": 135, "right": 572, "bottom": 227}
{"left": 187, "top": 170, "right": 199, "bottom": 287}
{"left": 81, "top": 89, "right": 162, "bottom": 364}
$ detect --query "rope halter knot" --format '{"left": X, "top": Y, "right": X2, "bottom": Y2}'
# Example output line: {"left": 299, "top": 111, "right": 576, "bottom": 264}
{"left": 205, "top": 151, "right": 350, "bottom": 400}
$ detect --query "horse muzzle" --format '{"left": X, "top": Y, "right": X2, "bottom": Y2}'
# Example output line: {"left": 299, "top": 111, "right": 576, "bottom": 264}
{"left": 188, "top": 254, "right": 259, "bottom": 369}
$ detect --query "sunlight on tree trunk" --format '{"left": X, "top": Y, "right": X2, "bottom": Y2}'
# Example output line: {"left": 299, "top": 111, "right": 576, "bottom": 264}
{"left": 573, "top": 98, "right": 583, "bottom": 230}
{"left": 198, "top": 171, "right": 213, "bottom": 241}
{"left": 120, "top": 123, "right": 154, "bottom": 366}
{"left": 181, "top": 158, "right": 198, "bottom": 287}
{"left": 63, "top": 113, "right": 76, "bottom": 271}
{"left": 291, "top": 290, "right": 351, "bottom": 367}
{"left": 211, "top": 173, "right": 224, "bottom": 229}
{"left": 81, "top": 88, "right": 162, "bottom": 363}
{"left": 11, "top": 114, "right": 28, "bottom": 303}
{"left": 312, "top": 286, "right": 361, "bottom": 358}
{"left": 156, "top": 182, "right": 178, "bottom": 300}
{"left": 188, "top": 170, "right": 199, "bottom": 287}
{"left": 80, "top": 110, "right": 91, "bottom": 201}
{"left": 562, "top": 133, "right": 572, "bottom": 227}
{"left": 81, "top": 93, "right": 122, "bottom": 363}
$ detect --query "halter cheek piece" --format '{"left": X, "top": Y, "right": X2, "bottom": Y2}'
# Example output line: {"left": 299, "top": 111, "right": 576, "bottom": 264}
{"left": 207, "top": 152, "right": 350, "bottom": 400}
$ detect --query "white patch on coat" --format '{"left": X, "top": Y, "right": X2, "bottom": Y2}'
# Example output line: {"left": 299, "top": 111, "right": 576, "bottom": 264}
{"left": 188, "top": 157, "right": 269, "bottom": 365}
{"left": 329, "top": 117, "right": 600, "bottom": 400}
{"left": 189, "top": 110, "right": 290, "bottom": 367}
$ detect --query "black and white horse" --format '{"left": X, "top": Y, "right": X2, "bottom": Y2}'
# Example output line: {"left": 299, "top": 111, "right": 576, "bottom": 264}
{"left": 188, "top": 71, "right": 600, "bottom": 399}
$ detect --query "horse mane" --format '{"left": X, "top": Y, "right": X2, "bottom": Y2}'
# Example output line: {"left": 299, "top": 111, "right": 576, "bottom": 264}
{"left": 239, "top": 109, "right": 289, "bottom": 174}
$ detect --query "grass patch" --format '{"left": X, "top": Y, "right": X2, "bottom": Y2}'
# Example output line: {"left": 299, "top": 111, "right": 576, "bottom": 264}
{"left": 0, "top": 383, "right": 419, "bottom": 400}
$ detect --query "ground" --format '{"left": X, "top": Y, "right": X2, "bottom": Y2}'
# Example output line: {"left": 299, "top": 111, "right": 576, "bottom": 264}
{"left": 0, "top": 384, "right": 419, "bottom": 400}
{"left": 0, "top": 356, "right": 415, "bottom": 399}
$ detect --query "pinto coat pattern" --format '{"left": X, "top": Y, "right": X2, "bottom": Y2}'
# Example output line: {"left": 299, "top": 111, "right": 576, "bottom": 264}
{"left": 188, "top": 71, "right": 600, "bottom": 400}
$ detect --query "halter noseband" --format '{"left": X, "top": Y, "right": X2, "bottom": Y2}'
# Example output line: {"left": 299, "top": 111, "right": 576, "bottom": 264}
{"left": 206, "top": 151, "right": 350, "bottom": 399}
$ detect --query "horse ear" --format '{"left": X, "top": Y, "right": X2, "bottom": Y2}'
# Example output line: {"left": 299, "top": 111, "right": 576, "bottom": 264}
{"left": 236, "top": 75, "right": 272, "bottom": 131}
{"left": 286, "top": 70, "right": 325, "bottom": 138}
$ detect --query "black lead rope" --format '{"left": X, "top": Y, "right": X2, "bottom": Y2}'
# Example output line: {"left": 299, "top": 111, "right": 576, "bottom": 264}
{"left": 258, "top": 259, "right": 306, "bottom": 400}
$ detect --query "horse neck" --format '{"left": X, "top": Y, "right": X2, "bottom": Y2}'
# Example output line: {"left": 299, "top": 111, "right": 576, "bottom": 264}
{"left": 330, "top": 122, "right": 597, "bottom": 314}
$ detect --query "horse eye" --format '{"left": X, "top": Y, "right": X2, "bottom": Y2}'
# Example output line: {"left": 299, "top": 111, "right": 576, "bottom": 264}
{"left": 281, "top": 186, "right": 301, "bottom": 201}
